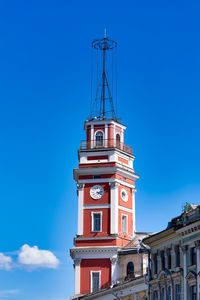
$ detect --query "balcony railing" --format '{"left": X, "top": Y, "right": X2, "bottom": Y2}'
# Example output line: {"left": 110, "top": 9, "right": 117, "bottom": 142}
{"left": 80, "top": 139, "right": 133, "bottom": 155}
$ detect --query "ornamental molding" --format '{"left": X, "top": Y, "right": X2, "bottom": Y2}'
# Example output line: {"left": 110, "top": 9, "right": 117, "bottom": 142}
{"left": 109, "top": 182, "right": 120, "bottom": 188}
{"left": 74, "top": 258, "right": 81, "bottom": 266}
{"left": 176, "top": 220, "right": 200, "bottom": 238}
{"left": 76, "top": 183, "right": 85, "bottom": 190}
{"left": 195, "top": 240, "right": 200, "bottom": 249}
{"left": 74, "top": 166, "right": 138, "bottom": 182}
{"left": 110, "top": 257, "right": 118, "bottom": 264}
{"left": 186, "top": 271, "right": 197, "bottom": 286}
{"left": 78, "top": 177, "right": 136, "bottom": 189}
{"left": 181, "top": 245, "right": 188, "bottom": 253}
{"left": 70, "top": 246, "right": 119, "bottom": 260}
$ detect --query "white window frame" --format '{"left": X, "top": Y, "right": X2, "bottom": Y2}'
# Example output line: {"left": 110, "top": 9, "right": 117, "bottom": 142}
{"left": 91, "top": 211, "right": 102, "bottom": 232}
{"left": 94, "top": 130, "right": 104, "bottom": 140}
{"left": 121, "top": 188, "right": 128, "bottom": 202}
{"left": 90, "top": 270, "right": 101, "bottom": 293}
{"left": 122, "top": 213, "right": 128, "bottom": 234}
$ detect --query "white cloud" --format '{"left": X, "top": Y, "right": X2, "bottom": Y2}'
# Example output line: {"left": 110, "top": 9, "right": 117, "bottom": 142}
{"left": 0, "top": 253, "right": 12, "bottom": 270}
{"left": 18, "top": 244, "right": 59, "bottom": 269}
{"left": 0, "top": 289, "right": 20, "bottom": 299}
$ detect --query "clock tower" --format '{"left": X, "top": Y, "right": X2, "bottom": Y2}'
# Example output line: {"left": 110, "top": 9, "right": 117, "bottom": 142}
{"left": 70, "top": 35, "right": 139, "bottom": 296}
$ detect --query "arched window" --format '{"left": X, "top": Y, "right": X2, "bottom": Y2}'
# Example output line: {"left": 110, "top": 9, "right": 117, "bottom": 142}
{"left": 116, "top": 133, "right": 120, "bottom": 148}
{"left": 167, "top": 286, "right": 171, "bottom": 300}
{"left": 127, "top": 261, "right": 134, "bottom": 278}
{"left": 161, "top": 288, "right": 165, "bottom": 300}
{"left": 95, "top": 131, "right": 103, "bottom": 147}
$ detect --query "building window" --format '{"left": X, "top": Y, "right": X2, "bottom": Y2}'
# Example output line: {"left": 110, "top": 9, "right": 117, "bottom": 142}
{"left": 175, "top": 284, "right": 181, "bottom": 300}
{"left": 95, "top": 131, "right": 103, "bottom": 147}
{"left": 91, "top": 271, "right": 100, "bottom": 292}
{"left": 190, "top": 285, "right": 197, "bottom": 300}
{"left": 153, "top": 254, "right": 158, "bottom": 274}
{"left": 92, "top": 212, "right": 102, "bottom": 232}
{"left": 161, "top": 288, "right": 165, "bottom": 300}
{"left": 175, "top": 245, "right": 180, "bottom": 267}
{"left": 167, "top": 286, "right": 172, "bottom": 300}
{"left": 161, "top": 250, "right": 165, "bottom": 270}
{"left": 122, "top": 214, "right": 128, "bottom": 234}
{"left": 127, "top": 261, "right": 134, "bottom": 278}
{"left": 167, "top": 248, "right": 171, "bottom": 269}
{"left": 190, "top": 247, "right": 197, "bottom": 265}
{"left": 153, "top": 291, "right": 158, "bottom": 300}
{"left": 116, "top": 133, "right": 120, "bottom": 147}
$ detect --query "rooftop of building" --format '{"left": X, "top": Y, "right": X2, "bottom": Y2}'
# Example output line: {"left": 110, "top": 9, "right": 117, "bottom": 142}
{"left": 143, "top": 203, "right": 200, "bottom": 245}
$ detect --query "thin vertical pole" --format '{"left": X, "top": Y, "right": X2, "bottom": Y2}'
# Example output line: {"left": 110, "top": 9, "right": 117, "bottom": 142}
{"left": 102, "top": 39, "right": 106, "bottom": 119}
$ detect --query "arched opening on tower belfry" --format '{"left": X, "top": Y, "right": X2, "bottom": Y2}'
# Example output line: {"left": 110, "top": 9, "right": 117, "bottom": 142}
{"left": 116, "top": 133, "right": 120, "bottom": 148}
{"left": 95, "top": 130, "right": 104, "bottom": 147}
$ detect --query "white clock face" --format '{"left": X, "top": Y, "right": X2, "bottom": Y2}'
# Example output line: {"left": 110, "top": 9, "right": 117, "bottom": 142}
{"left": 90, "top": 185, "right": 104, "bottom": 200}
{"left": 121, "top": 188, "right": 128, "bottom": 202}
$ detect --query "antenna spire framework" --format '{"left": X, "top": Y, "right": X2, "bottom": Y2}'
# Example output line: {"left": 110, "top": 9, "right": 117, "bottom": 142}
{"left": 90, "top": 34, "right": 118, "bottom": 121}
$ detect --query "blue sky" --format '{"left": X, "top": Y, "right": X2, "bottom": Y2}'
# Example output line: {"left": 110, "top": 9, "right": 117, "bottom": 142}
{"left": 1, "top": 0, "right": 200, "bottom": 299}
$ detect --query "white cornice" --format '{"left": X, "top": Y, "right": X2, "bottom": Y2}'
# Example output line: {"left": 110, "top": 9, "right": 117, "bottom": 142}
{"left": 83, "top": 204, "right": 110, "bottom": 209}
{"left": 84, "top": 120, "right": 127, "bottom": 130}
{"left": 74, "top": 166, "right": 139, "bottom": 182}
{"left": 118, "top": 205, "right": 133, "bottom": 214}
{"left": 77, "top": 178, "right": 136, "bottom": 189}
{"left": 176, "top": 220, "right": 200, "bottom": 238}
{"left": 70, "top": 246, "right": 120, "bottom": 260}
{"left": 75, "top": 236, "right": 119, "bottom": 241}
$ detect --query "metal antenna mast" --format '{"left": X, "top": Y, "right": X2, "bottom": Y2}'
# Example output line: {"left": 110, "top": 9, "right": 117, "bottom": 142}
{"left": 90, "top": 32, "right": 117, "bottom": 121}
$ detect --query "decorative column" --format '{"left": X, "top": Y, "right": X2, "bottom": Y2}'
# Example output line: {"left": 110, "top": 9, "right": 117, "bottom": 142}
{"left": 181, "top": 245, "right": 188, "bottom": 300}
{"left": 109, "top": 182, "right": 119, "bottom": 235}
{"left": 157, "top": 250, "right": 161, "bottom": 273}
{"left": 74, "top": 258, "right": 81, "bottom": 295}
{"left": 110, "top": 257, "right": 119, "bottom": 284}
{"left": 195, "top": 240, "right": 200, "bottom": 300}
{"left": 171, "top": 244, "right": 176, "bottom": 269}
{"left": 77, "top": 183, "right": 84, "bottom": 236}
{"left": 131, "top": 188, "right": 136, "bottom": 235}
{"left": 164, "top": 247, "right": 168, "bottom": 270}
{"left": 105, "top": 124, "right": 108, "bottom": 147}
{"left": 91, "top": 124, "right": 94, "bottom": 148}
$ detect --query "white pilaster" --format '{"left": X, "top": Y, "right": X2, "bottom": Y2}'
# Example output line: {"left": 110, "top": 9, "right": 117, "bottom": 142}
{"left": 131, "top": 188, "right": 136, "bottom": 235}
{"left": 110, "top": 256, "right": 119, "bottom": 284}
{"left": 195, "top": 241, "right": 200, "bottom": 300}
{"left": 77, "top": 183, "right": 84, "bottom": 236}
{"left": 109, "top": 182, "right": 119, "bottom": 235}
{"left": 74, "top": 259, "right": 81, "bottom": 295}
{"left": 181, "top": 245, "right": 188, "bottom": 300}
{"left": 105, "top": 124, "right": 108, "bottom": 139}
{"left": 91, "top": 124, "right": 94, "bottom": 148}
{"left": 113, "top": 124, "right": 116, "bottom": 146}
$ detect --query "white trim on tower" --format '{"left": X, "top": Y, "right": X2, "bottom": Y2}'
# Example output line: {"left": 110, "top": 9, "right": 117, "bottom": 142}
{"left": 90, "top": 270, "right": 101, "bottom": 293}
{"left": 91, "top": 211, "right": 102, "bottom": 232}
{"left": 77, "top": 184, "right": 84, "bottom": 236}
{"left": 110, "top": 182, "right": 119, "bottom": 234}
{"left": 74, "top": 259, "right": 81, "bottom": 295}
{"left": 132, "top": 188, "right": 136, "bottom": 235}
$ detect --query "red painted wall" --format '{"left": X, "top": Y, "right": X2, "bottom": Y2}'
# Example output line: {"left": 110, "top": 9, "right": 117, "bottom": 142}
{"left": 118, "top": 209, "right": 133, "bottom": 237}
{"left": 80, "top": 259, "right": 111, "bottom": 294}
{"left": 108, "top": 124, "right": 114, "bottom": 140}
{"left": 83, "top": 208, "right": 110, "bottom": 237}
{"left": 118, "top": 185, "right": 132, "bottom": 209}
{"left": 84, "top": 183, "right": 110, "bottom": 205}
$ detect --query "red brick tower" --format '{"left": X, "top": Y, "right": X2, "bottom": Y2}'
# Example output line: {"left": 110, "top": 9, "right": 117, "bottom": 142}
{"left": 70, "top": 35, "right": 139, "bottom": 296}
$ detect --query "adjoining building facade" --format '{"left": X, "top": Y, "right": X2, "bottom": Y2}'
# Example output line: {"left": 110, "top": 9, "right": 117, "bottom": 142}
{"left": 143, "top": 204, "right": 200, "bottom": 300}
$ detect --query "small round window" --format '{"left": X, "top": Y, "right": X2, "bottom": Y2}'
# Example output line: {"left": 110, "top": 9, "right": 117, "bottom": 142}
{"left": 121, "top": 188, "right": 128, "bottom": 202}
